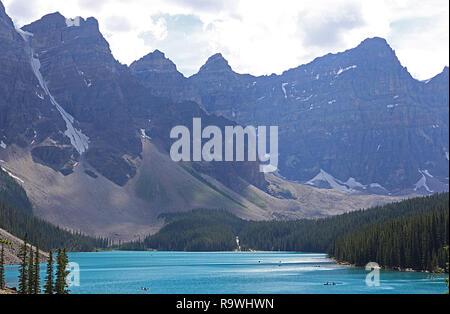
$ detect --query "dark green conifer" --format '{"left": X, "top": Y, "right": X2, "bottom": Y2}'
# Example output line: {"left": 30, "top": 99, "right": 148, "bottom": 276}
{"left": 55, "top": 248, "right": 70, "bottom": 294}
{"left": 27, "top": 246, "right": 34, "bottom": 294}
{"left": 0, "top": 241, "right": 5, "bottom": 290}
{"left": 43, "top": 250, "right": 54, "bottom": 294}
{"left": 34, "top": 245, "right": 41, "bottom": 294}
{"left": 18, "top": 233, "right": 28, "bottom": 294}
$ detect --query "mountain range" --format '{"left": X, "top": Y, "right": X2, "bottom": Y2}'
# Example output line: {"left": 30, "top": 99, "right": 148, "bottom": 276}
{"left": 0, "top": 1, "right": 447, "bottom": 241}
{"left": 132, "top": 38, "right": 449, "bottom": 196}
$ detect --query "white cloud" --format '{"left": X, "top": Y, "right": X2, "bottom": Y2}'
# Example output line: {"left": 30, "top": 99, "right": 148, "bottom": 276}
{"left": 2, "top": 0, "right": 448, "bottom": 79}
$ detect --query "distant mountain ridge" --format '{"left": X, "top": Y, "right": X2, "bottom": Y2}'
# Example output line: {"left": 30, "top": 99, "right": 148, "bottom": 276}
{"left": 132, "top": 38, "right": 449, "bottom": 195}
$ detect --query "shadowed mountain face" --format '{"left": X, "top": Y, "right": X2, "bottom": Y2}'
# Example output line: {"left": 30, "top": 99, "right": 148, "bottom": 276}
{"left": 132, "top": 39, "right": 449, "bottom": 195}
{"left": 21, "top": 13, "right": 144, "bottom": 184}
{"left": 0, "top": 8, "right": 265, "bottom": 190}
{"left": 130, "top": 50, "right": 198, "bottom": 103}
{"left": 0, "top": 4, "right": 66, "bottom": 160}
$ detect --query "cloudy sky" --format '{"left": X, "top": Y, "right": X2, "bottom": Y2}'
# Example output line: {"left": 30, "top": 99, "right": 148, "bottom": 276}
{"left": 3, "top": 0, "right": 449, "bottom": 79}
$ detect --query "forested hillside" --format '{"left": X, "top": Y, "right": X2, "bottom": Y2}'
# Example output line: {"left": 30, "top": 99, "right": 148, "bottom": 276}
{"left": 122, "top": 194, "right": 449, "bottom": 272}
{"left": 121, "top": 210, "right": 244, "bottom": 251}
{"left": 0, "top": 168, "right": 32, "bottom": 214}
{"left": 0, "top": 168, "right": 109, "bottom": 252}
{"left": 0, "top": 198, "right": 109, "bottom": 252}
{"left": 240, "top": 193, "right": 449, "bottom": 253}
{"left": 331, "top": 209, "right": 448, "bottom": 271}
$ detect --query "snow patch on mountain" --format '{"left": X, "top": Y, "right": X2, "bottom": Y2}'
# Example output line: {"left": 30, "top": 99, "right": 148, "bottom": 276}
{"left": 344, "top": 177, "right": 367, "bottom": 190}
{"left": 140, "top": 129, "right": 151, "bottom": 140}
{"left": 0, "top": 166, "right": 24, "bottom": 183}
{"left": 0, "top": 141, "right": 6, "bottom": 149}
{"left": 297, "top": 95, "right": 313, "bottom": 102}
{"left": 336, "top": 65, "right": 357, "bottom": 76}
{"left": 78, "top": 70, "right": 92, "bottom": 87}
{"left": 422, "top": 170, "right": 434, "bottom": 178}
{"left": 17, "top": 29, "right": 89, "bottom": 155}
{"left": 369, "top": 183, "right": 386, "bottom": 190}
{"left": 281, "top": 83, "right": 288, "bottom": 99}
{"left": 84, "top": 78, "right": 92, "bottom": 87}
{"left": 305, "top": 170, "right": 392, "bottom": 194}
{"left": 35, "top": 91, "right": 44, "bottom": 100}
{"left": 414, "top": 170, "right": 433, "bottom": 193}
{"left": 306, "top": 169, "right": 352, "bottom": 192}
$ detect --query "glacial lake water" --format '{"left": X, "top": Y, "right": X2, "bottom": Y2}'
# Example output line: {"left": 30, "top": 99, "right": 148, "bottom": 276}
{"left": 4, "top": 251, "right": 448, "bottom": 294}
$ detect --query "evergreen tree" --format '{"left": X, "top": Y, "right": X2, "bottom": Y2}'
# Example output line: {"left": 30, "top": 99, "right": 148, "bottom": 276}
{"left": 0, "top": 241, "right": 5, "bottom": 290}
{"left": 43, "top": 251, "right": 54, "bottom": 295}
{"left": 445, "top": 246, "right": 449, "bottom": 294}
{"left": 27, "top": 245, "right": 34, "bottom": 294}
{"left": 18, "top": 233, "right": 28, "bottom": 294}
{"left": 55, "top": 248, "right": 70, "bottom": 294}
{"left": 0, "top": 239, "right": 12, "bottom": 290}
{"left": 34, "top": 244, "right": 41, "bottom": 294}
{"left": 331, "top": 209, "right": 449, "bottom": 271}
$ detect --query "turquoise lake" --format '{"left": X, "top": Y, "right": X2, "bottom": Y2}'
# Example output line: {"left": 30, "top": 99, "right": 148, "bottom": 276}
{"left": 5, "top": 251, "right": 448, "bottom": 294}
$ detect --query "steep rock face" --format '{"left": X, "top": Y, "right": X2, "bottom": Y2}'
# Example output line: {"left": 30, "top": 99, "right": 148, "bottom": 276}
{"left": 248, "top": 38, "right": 449, "bottom": 194}
{"left": 146, "top": 99, "right": 268, "bottom": 191}
{"left": 189, "top": 53, "right": 255, "bottom": 116}
{"left": 21, "top": 13, "right": 142, "bottom": 185}
{"left": 422, "top": 66, "right": 449, "bottom": 105}
{"left": 130, "top": 50, "right": 197, "bottom": 103}
{"left": 0, "top": 4, "right": 70, "bottom": 170}
{"left": 132, "top": 38, "right": 448, "bottom": 195}
{"left": 2, "top": 9, "right": 267, "bottom": 191}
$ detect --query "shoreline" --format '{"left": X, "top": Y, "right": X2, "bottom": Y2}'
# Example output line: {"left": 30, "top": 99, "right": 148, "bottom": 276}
{"left": 0, "top": 287, "right": 18, "bottom": 294}
{"left": 333, "top": 259, "right": 448, "bottom": 274}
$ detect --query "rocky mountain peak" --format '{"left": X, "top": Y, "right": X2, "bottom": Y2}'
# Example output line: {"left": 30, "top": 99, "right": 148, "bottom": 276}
{"left": 152, "top": 49, "right": 165, "bottom": 57}
{"left": 130, "top": 49, "right": 181, "bottom": 75}
{"left": 21, "top": 13, "right": 115, "bottom": 78}
{"left": 358, "top": 37, "right": 390, "bottom": 48}
{"left": 424, "top": 66, "right": 450, "bottom": 100}
{"left": 22, "top": 13, "right": 104, "bottom": 49}
{"left": 198, "top": 53, "right": 232, "bottom": 73}
{"left": 431, "top": 66, "right": 449, "bottom": 82}
{"left": 25, "top": 12, "right": 100, "bottom": 31}
{"left": 353, "top": 37, "right": 400, "bottom": 64}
